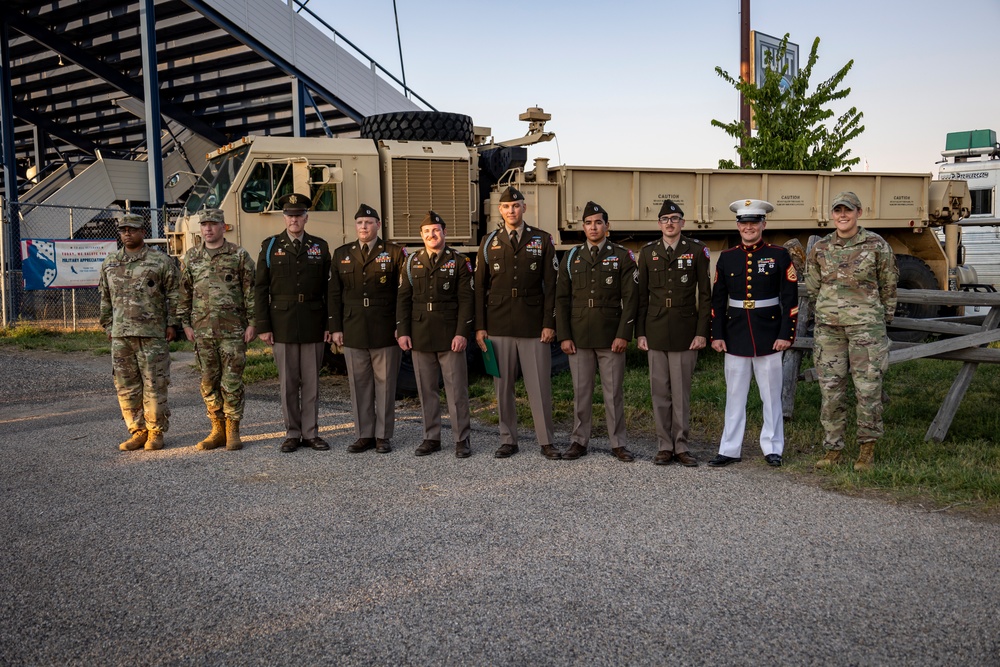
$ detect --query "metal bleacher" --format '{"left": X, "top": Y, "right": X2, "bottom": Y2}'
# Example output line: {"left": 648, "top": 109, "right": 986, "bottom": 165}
{"left": 0, "top": 0, "right": 426, "bottom": 200}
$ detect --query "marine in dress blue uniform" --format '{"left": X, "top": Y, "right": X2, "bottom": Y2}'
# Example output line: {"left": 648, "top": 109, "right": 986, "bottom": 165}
{"left": 708, "top": 199, "right": 798, "bottom": 467}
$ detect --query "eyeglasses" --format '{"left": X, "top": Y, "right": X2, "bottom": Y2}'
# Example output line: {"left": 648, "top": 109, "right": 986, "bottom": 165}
{"left": 658, "top": 216, "right": 683, "bottom": 224}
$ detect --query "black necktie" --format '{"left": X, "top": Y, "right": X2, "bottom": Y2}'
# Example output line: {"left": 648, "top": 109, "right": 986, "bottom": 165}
{"left": 510, "top": 230, "right": 518, "bottom": 248}
{"left": 293, "top": 238, "right": 301, "bottom": 252}
{"left": 590, "top": 245, "right": 599, "bottom": 261}
{"left": 362, "top": 244, "right": 369, "bottom": 259}
{"left": 429, "top": 252, "right": 437, "bottom": 266}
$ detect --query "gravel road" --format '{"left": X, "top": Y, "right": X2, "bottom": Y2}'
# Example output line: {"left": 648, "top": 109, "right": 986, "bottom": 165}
{"left": 1, "top": 348, "right": 997, "bottom": 666}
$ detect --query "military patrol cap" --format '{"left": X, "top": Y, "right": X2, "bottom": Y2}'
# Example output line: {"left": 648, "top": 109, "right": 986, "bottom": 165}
{"left": 118, "top": 213, "right": 144, "bottom": 229}
{"left": 729, "top": 198, "right": 774, "bottom": 222}
{"left": 582, "top": 201, "right": 608, "bottom": 222}
{"left": 831, "top": 191, "right": 862, "bottom": 211}
{"left": 499, "top": 187, "right": 525, "bottom": 203}
{"left": 354, "top": 203, "right": 380, "bottom": 221}
{"left": 199, "top": 208, "right": 225, "bottom": 224}
{"left": 658, "top": 199, "right": 684, "bottom": 219}
{"left": 421, "top": 210, "right": 446, "bottom": 228}
{"left": 278, "top": 192, "right": 311, "bottom": 214}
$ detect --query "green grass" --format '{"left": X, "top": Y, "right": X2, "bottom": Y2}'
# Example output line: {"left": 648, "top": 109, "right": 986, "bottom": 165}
{"left": 6, "top": 324, "right": 998, "bottom": 513}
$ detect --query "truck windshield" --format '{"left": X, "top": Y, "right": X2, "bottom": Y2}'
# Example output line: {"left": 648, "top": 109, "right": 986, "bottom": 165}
{"left": 184, "top": 144, "right": 251, "bottom": 214}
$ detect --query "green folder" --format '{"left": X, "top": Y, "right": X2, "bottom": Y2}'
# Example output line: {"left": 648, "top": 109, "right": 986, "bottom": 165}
{"left": 482, "top": 338, "right": 501, "bottom": 378}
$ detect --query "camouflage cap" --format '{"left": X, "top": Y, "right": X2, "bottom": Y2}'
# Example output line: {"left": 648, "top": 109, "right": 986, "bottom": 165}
{"left": 831, "top": 191, "right": 862, "bottom": 211}
{"left": 421, "top": 210, "right": 446, "bottom": 228}
{"left": 729, "top": 198, "right": 774, "bottom": 222}
{"left": 118, "top": 213, "right": 144, "bottom": 229}
{"left": 199, "top": 208, "right": 225, "bottom": 224}
{"left": 582, "top": 200, "right": 608, "bottom": 222}
{"left": 658, "top": 199, "right": 684, "bottom": 219}
{"left": 499, "top": 187, "right": 525, "bottom": 203}
{"left": 354, "top": 203, "right": 380, "bottom": 221}
{"left": 278, "top": 192, "right": 311, "bottom": 214}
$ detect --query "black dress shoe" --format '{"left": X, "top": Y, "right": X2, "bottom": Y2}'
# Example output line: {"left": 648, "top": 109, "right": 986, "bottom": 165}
{"left": 455, "top": 439, "right": 471, "bottom": 459}
{"left": 415, "top": 439, "right": 441, "bottom": 456}
{"left": 347, "top": 438, "right": 376, "bottom": 453}
{"left": 765, "top": 453, "right": 783, "bottom": 467}
{"left": 306, "top": 437, "right": 330, "bottom": 451}
{"left": 675, "top": 451, "right": 699, "bottom": 467}
{"left": 540, "top": 444, "right": 562, "bottom": 460}
{"left": 612, "top": 447, "right": 635, "bottom": 463}
{"left": 280, "top": 438, "right": 299, "bottom": 453}
{"left": 653, "top": 450, "right": 673, "bottom": 465}
{"left": 562, "top": 443, "right": 587, "bottom": 460}
{"left": 707, "top": 454, "right": 742, "bottom": 467}
{"left": 375, "top": 438, "right": 392, "bottom": 454}
{"left": 494, "top": 443, "right": 519, "bottom": 458}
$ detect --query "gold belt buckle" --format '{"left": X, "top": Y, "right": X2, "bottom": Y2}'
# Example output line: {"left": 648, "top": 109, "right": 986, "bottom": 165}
{"left": 743, "top": 299, "right": 755, "bottom": 309}
{"left": 511, "top": 288, "right": 518, "bottom": 298}
{"left": 297, "top": 294, "right": 305, "bottom": 303}
{"left": 427, "top": 303, "right": 434, "bottom": 311}
{"left": 363, "top": 298, "right": 370, "bottom": 307}
{"left": 665, "top": 298, "right": 672, "bottom": 308}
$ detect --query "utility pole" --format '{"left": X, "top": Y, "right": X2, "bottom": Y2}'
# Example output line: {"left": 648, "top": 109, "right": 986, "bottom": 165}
{"left": 739, "top": 0, "right": 751, "bottom": 167}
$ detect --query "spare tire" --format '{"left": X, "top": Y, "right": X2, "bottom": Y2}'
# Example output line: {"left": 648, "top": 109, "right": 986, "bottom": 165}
{"left": 360, "top": 111, "right": 475, "bottom": 146}
{"left": 891, "top": 254, "right": 939, "bottom": 342}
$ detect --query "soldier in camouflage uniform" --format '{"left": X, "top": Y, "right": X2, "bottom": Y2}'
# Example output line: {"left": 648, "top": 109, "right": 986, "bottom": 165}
{"left": 99, "top": 213, "right": 180, "bottom": 452}
{"left": 179, "top": 209, "right": 256, "bottom": 451}
{"left": 806, "top": 191, "right": 898, "bottom": 471}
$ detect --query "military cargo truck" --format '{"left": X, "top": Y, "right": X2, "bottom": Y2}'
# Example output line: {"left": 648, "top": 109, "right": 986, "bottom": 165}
{"left": 167, "top": 109, "right": 972, "bottom": 305}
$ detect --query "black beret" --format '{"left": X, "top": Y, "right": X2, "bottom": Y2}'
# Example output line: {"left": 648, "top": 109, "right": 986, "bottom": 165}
{"left": 421, "top": 210, "right": 446, "bottom": 228}
{"left": 499, "top": 187, "right": 525, "bottom": 203}
{"left": 658, "top": 199, "right": 683, "bottom": 219}
{"left": 582, "top": 200, "right": 608, "bottom": 222}
{"left": 354, "top": 203, "right": 380, "bottom": 220}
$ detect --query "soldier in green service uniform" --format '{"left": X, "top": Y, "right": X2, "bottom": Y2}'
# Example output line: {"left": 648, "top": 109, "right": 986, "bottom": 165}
{"left": 179, "top": 208, "right": 256, "bottom": 451}
{"left": 255, "top": 193, "right": 332, "bottom": 454}
{"left": 396, "top": 211, "right": 474, "bottom": 458}
{"left": 556, "top": 201, "right": 638, "bottom": 462}
{"left": 636, "top": 199, "right": 711, "bottom": 467}
{"left": 99, "top": 213, "right": 180, "bottom": 452}
{"left": 807, "top": 191, "right": 898, "bottom": 471}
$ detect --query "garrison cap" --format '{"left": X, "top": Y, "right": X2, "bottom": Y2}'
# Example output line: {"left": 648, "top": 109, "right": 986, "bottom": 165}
{"left": 658, "top": 199, "right": 684, "bottom": 219}
{"left": 831, "top": 191, "right": 862, "bottom": 211}
{"left": 499, "top": 187, "right": 525, "bottom": 203}
{"left": 118, "top": 213, "right": 144, "bottom": 229}
{"left": 729, "top": 198, "right": 774, "bottom": 222}
{"left": 199, "top": 208, "right": 225, "bottom": 224}
{"left": 354, "top": 203, "right": 380, "bottom": 221}
{"left": 278, "top": 192, "right": 311, "bottom": 214}
{"left": 421, "top": 210, "right": 446, "bottom": 228}
{"left": 582, "top": 200, "right": 608, "bottom": 222}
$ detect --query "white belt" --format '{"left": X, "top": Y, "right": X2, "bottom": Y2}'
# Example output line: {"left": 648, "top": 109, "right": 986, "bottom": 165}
{"left": 728, "top": 297, "right": 779, "bottom": 309}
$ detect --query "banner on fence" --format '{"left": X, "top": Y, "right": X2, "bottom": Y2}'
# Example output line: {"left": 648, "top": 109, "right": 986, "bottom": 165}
{"left": 20, "top": 239, "right": 117, "bottom": 290}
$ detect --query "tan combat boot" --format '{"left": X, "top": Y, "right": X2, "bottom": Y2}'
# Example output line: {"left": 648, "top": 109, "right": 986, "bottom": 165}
{"left": 854, "top": 442, "right": 875, "bottom": 471}
{"left": 119, "top": 429, "right": 148, "bottom": 451}
{"left": 225, "top": 419, "right": 242, "bottom": 451}
{"left": 196, "top": 415, "right": 226, "bottom": 450}
{"left": 145, "top": 431, "right": 164, "bottom": 450}
{"left": 814, "top": 449, "right": 842, "bottom": 469}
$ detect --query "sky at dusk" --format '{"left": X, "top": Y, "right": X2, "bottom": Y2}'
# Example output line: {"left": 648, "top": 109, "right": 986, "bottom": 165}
{"left": 303, "top": 0, "right": 1000, "bottom": 177}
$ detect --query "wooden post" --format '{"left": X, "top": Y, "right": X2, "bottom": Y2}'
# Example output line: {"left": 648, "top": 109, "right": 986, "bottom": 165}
{"left": 925, "top": 307, "right": 1000, "bottom": 442}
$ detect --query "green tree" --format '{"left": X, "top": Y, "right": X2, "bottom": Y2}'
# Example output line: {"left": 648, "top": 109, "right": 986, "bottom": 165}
{"left": 712, "top": 35, "right": 864, "bottom": 171}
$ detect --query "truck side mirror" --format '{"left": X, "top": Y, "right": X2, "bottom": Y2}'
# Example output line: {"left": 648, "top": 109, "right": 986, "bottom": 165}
{"left": 312, "top": 166, "right": 343, "bottom": 185}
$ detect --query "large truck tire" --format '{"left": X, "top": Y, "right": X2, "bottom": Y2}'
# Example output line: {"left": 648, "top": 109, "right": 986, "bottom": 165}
{"left": 360, "top": 111, "right": 475, "bottom": 146}
{"left": 890, "top": 254, "right": 939, "bottom": 342}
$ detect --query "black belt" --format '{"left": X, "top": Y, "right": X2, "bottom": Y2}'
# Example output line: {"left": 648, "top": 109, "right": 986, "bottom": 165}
{"left": 345, "top": 298, "right": 391, "bottom": 308}
{"left": 505, "top": 288, "right": 540, "bottom": 298}
{"left": 273, "top": 294, "right": 317, "bottom": 303}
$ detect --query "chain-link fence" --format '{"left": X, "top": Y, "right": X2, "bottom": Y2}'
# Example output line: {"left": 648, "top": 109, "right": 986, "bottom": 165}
{"left": 1, "top": 201, "right": 180, "bottom": 330}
